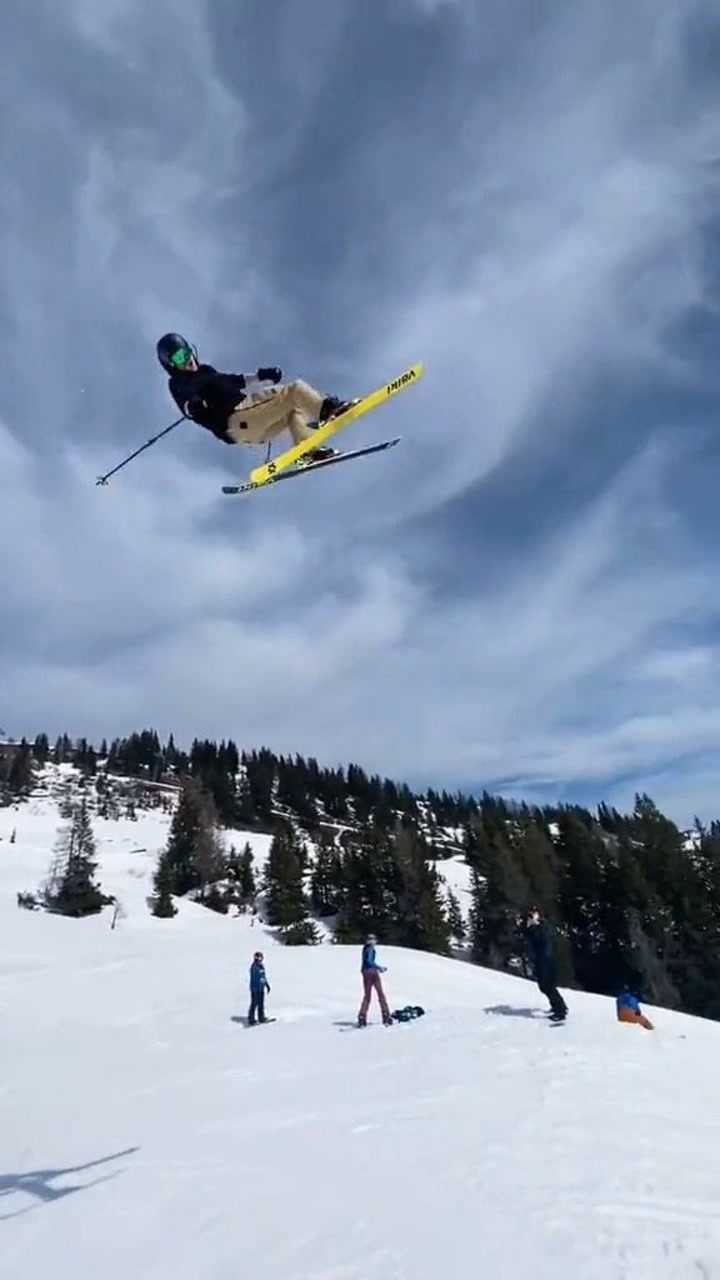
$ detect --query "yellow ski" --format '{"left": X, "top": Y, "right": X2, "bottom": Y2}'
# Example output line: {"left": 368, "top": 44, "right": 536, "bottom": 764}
{"left": 249, "top": 362, "right": 424, "bottom": 487}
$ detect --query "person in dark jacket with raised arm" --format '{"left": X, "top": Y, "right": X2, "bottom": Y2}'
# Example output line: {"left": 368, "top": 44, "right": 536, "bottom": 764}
{"left": 358, "top": 934, "right": 392, "bottom": 1027}
{"left": 248, "top": 951, "right": 270, "bottom": 1026}
{"left": 156, "top": 333, "right": 352, "bottom": 462}
{"left": 525, "top": 908, "right": 568, "bottom": 1022}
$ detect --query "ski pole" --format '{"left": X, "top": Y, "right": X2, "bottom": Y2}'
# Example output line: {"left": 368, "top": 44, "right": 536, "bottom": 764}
{"left": 96, "top": 415, "right": 186, "bottom": 486}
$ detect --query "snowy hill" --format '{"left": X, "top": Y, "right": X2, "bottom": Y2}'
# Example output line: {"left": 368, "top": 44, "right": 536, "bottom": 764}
{"left": 2, "top": 787, "right": 720, "bottom": 1278}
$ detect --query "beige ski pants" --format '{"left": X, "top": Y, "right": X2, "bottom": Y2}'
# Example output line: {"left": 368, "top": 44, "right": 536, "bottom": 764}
{"left": 226, "top": 380, "right": 325, "bottom": 447}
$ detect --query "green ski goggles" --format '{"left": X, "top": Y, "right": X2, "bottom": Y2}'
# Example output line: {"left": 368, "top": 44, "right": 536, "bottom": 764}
{"left": 169, "top": 345, "right": 195, "bottom": 370}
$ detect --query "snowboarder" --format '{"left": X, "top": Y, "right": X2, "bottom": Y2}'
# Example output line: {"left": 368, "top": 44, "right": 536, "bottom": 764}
{"left": 616, "top": 986, "right": 654, "bottom": 1030}
{"left": 248, "top": 951, "right": 270, "bottom": 1026}
{"left": 156, "top": 333, "right": 352, "bottom": 461}
{"left": 524, "top": 908, "right": 568, "bottom": 1022}
{"left": 358, "top": 934, "right": 392, "bottom": 1027}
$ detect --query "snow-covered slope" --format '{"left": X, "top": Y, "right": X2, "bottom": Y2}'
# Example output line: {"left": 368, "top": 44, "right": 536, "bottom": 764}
{"left": 436, "top": 850, "right": 473, "bottom": 913}
{"left": 2, "top": 791, "right": 720, "bottom": 1279}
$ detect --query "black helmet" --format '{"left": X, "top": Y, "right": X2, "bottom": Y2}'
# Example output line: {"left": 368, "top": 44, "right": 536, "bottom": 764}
{"left": 156, "top": 332, "right": 196, "bottom": 372}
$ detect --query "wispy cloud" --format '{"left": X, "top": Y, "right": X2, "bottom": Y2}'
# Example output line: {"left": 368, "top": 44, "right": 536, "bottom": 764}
{"left": 2, "top": 0, "right": 720, "bottom": 823}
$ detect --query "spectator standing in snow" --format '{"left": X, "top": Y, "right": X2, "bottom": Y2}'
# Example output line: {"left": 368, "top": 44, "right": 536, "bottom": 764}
{"left": 358, "top": 934, "right": 392, "bottom": 1027}
{"left": 248, "top": 951, "right": 270, "bottom": 1025}
{"left": 616, "top": 986, "right": 654, "bottom": 1030}
{"left": 524, "top": 908, "right": 568, "bottom": 1022}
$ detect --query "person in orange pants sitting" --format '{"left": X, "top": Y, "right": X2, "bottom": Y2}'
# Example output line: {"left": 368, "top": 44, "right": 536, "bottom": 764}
{"left": 616, "top": 986, "right": 654, "bottom": 1030}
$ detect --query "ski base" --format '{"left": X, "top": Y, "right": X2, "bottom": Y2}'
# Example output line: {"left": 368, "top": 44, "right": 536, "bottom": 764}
{"left": 222, "top": 437, "right": 400, "bottom": 496}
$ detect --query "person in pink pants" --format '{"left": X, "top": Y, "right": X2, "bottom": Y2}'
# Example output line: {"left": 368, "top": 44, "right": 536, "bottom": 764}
{"left": 358, "top": 934, "right": 392, "bottom": 1027}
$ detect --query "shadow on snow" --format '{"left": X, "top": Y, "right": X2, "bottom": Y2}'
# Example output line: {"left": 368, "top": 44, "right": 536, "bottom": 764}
{"left": 0, "top": 1147, "right": 140, "bottom": 1222}
{"left": 483, "top": 1004, "right": 546, "bottom": 1020}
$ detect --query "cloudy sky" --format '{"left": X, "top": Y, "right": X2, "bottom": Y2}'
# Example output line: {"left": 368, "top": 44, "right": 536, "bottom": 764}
{"left": 2, "top": 0, "right": 720, "bottom": 823}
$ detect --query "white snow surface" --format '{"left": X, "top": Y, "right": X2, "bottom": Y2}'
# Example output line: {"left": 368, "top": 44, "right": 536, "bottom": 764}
{"left": 436, "top": 852, "right": 473, "bottom": 918}
{"left": 2, "top": 792, "right": 720, "bottom": 1279}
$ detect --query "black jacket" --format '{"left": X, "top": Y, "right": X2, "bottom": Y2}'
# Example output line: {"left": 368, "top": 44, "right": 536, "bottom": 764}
{"left": 525, "top": 921, "right": 556, "bottom": 985}
{"left": 169, "top": 364, "right": 249, "bottom": 443}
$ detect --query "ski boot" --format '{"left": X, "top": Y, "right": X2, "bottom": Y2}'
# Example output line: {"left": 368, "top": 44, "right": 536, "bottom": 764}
{"left": 301, "top": 445, "right": 339, "bottom": 464}
{"left": 357, "top": 1013, "right": 367, "bottom": 1028}
{"left": 318, "top": 396, "right": 358, "bottom": 423}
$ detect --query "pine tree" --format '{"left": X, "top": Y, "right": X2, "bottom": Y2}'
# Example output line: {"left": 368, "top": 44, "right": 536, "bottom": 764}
{"left": 7, "top": 740, "right": 33, "bottom": 796}
{"left": 239, "top": 842, "right": 256, "bottom": 903}
{"left": 236, "top": 771, "right": 257, "bottom": 826}
{"left": 276, "top": 756, "right": 317, "bottom": 824}
{"left": 95, "top": 773, "right": 109, "bottom": 819}
{"left": 190, "top": 738, "right": 239, "bottom": 825}
{"left": 45, "top": 801, "right": 106, "bottom": 917}
{"left": 264, "top": 822, "right": 308, "bottom": 927}
{"left": 446, "top": 887, "right": 466, "bottom": 944}
{"left": 467, "top": 815, "right": 529, "bottom": 971}
{"left": 310, "top": 834, "right": 344, "bottom": 917}
{"left": 671, "top": 822, "right": 720, "bottom": 1017}
{"left": 280, "top": 918, "right": 321, "bottom": 945}
{"left": 388, "top": 822, "right": 451, "bottom": 953}
{"left": 244, "top": 749, "right": 276, "bottom": 822}
{"left": 515, "top": 819, "right": 560, "bottom": 918}
{"left": 626, "top": 909, "right": 680, "bottom": 1008}
{"left": 333, "top": 823, "right": 397, "bottom": 942}
{"left": 164, "top": 733, "right": 178, "bottom": 769}
{"left": 556, "top": 809, "right": 610, "bottom": 992}
{"left": 162, "top": 780, "right": 198, "bottom": 895}
{"left": 194, "top": 803, "right": 227, "bottom": 903}
{"left": 76, "top": 741, "right": 97, "bottom": 777}
{"left": 161, "top": 778, "right": 224, "bottom": 898}
{"left": 152, "top": 852, "right": 178, "bottom": 918}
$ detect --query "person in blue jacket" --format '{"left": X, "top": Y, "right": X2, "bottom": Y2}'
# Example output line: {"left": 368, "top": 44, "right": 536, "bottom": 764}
{"left": 616, "top": 985, "right": 654, "bottom": 1030}
{"left": 525, "top": 908, "right": 568, "bottom": 1021}
{"left": 358, "top": 934, "right": 392, "bottom": 1027}
{"left": 248, "top": 951, "right": 270, "bottom": 1026}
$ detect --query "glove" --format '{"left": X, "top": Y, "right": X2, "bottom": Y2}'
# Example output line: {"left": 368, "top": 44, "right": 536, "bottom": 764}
{"left": 379, "top": 967, "right": 387, "bottom": 973}
{"left": 266, "top": 984, "right": 271, "bottom": 993}
{"left": 257, "top": 366, "right": 282, "bottom": 384}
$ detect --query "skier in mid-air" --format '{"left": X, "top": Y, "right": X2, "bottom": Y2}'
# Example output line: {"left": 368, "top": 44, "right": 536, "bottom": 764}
{"left": 358, "top": 934, "right": 392, "bottom": 1027}
{"left": 156, "top": 333, "right": 352, "bottom": 461}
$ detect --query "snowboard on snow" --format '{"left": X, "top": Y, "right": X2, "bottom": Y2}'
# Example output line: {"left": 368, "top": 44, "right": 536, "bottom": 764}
{"left": 346, "top": 1006, "right": 426, "bottom": 1030}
